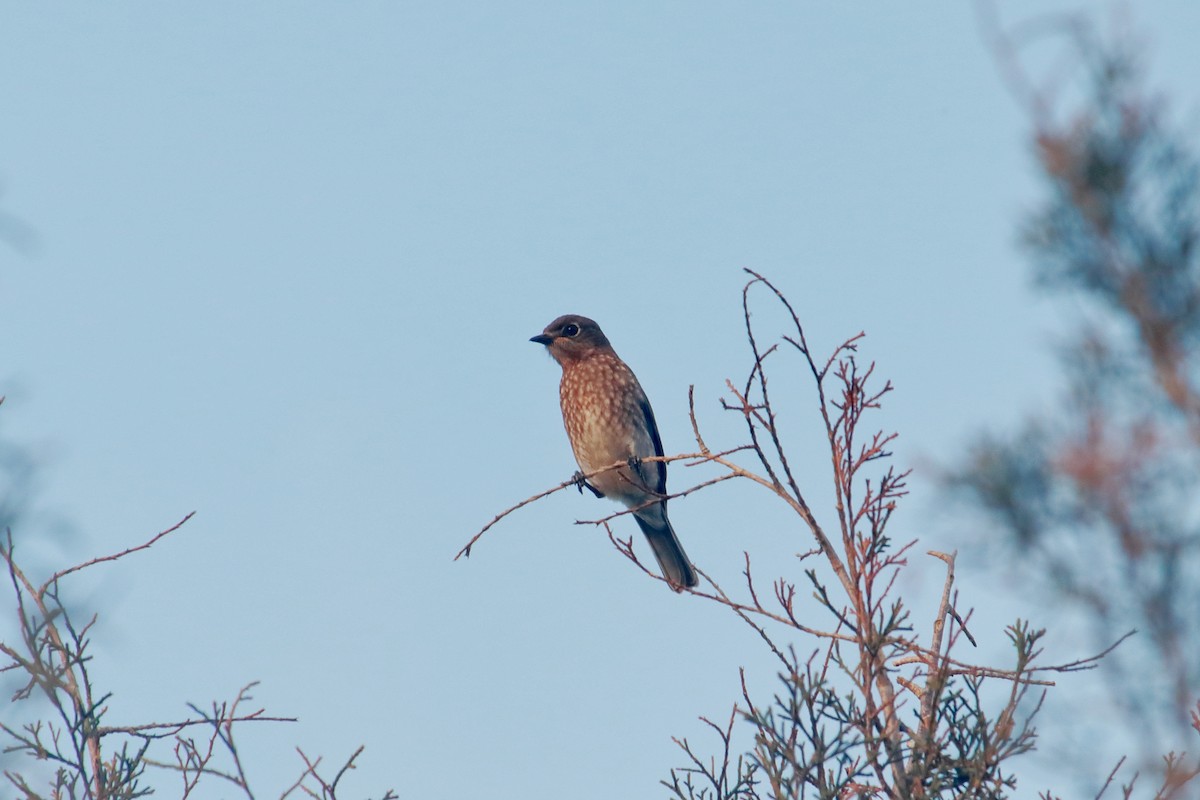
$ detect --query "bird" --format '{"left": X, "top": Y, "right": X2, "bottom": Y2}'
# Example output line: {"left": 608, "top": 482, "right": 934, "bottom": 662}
{"left": 530, "top": 314, "right": 698, "bottom": 590}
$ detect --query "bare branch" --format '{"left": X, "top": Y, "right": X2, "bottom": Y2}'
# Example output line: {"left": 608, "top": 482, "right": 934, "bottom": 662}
{"left": 46, "top": 512, "right": 196, "bottom": 589}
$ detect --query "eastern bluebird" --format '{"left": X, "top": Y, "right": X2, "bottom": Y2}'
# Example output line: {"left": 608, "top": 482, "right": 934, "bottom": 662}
{"left": 531, "top": 314, "right": 698, "bottom": 590}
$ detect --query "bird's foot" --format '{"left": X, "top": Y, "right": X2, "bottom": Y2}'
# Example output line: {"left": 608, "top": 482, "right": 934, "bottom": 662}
{"left": 572, "top": 471, "right": 604, "bottom": 499}
{"left": 627, "top": 455, "right": 651, "bottom": 484}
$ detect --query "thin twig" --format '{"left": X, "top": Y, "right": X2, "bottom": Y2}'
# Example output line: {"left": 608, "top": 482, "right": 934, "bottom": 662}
{"left": 47, "top": 512, "right": 196, "bottom": 589}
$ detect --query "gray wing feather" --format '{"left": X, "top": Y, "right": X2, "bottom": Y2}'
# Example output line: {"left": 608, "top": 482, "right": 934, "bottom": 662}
{"left": 635, "top": 396, "right": 667, "bottom": 495}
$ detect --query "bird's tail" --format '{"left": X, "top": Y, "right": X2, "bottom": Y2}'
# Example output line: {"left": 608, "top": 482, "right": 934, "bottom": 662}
{"left": 633, "top": 506, "right": 698, "bottom": 591}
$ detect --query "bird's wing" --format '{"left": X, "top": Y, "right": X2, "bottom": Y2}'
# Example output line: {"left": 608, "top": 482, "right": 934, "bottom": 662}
{"left": 636, "top": 394, "right": 668, "bottom": 496}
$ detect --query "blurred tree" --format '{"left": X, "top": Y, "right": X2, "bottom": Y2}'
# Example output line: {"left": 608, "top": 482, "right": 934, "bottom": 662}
{"left": 0, "top": 179, "right": 38, "bottom": 256}
{"left": 0, "top": 398, "right": 38, "bottom": 537}
{"left": 951, "top": 10, "right": 1200, "bottom": 787}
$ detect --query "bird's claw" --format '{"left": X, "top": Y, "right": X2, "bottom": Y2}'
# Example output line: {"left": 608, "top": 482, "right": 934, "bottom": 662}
{"left": 627, "top": 455, "right": 649, "bottom": 483}
{"left": 573, "top": 471, "right": 604, "bottom": 499}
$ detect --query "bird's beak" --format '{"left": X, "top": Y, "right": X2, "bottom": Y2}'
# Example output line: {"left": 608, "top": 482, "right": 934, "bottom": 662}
{"left": 530, "top": 333, "right": 554, "bottom": 345}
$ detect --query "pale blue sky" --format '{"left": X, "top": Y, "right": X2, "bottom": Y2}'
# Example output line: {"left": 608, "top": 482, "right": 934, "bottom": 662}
{"left": 2, "top": 2, "right": 1198, "bottom": 797}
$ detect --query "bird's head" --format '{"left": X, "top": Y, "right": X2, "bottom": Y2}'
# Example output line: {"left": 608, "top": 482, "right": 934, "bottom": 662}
{"left": 531, "top": 315, "right": 612, "bottom": 365}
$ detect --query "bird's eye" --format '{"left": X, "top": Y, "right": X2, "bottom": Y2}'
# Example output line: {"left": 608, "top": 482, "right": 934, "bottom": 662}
{"left": 562, "top": 323, "right": 580, "bottom": 337}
